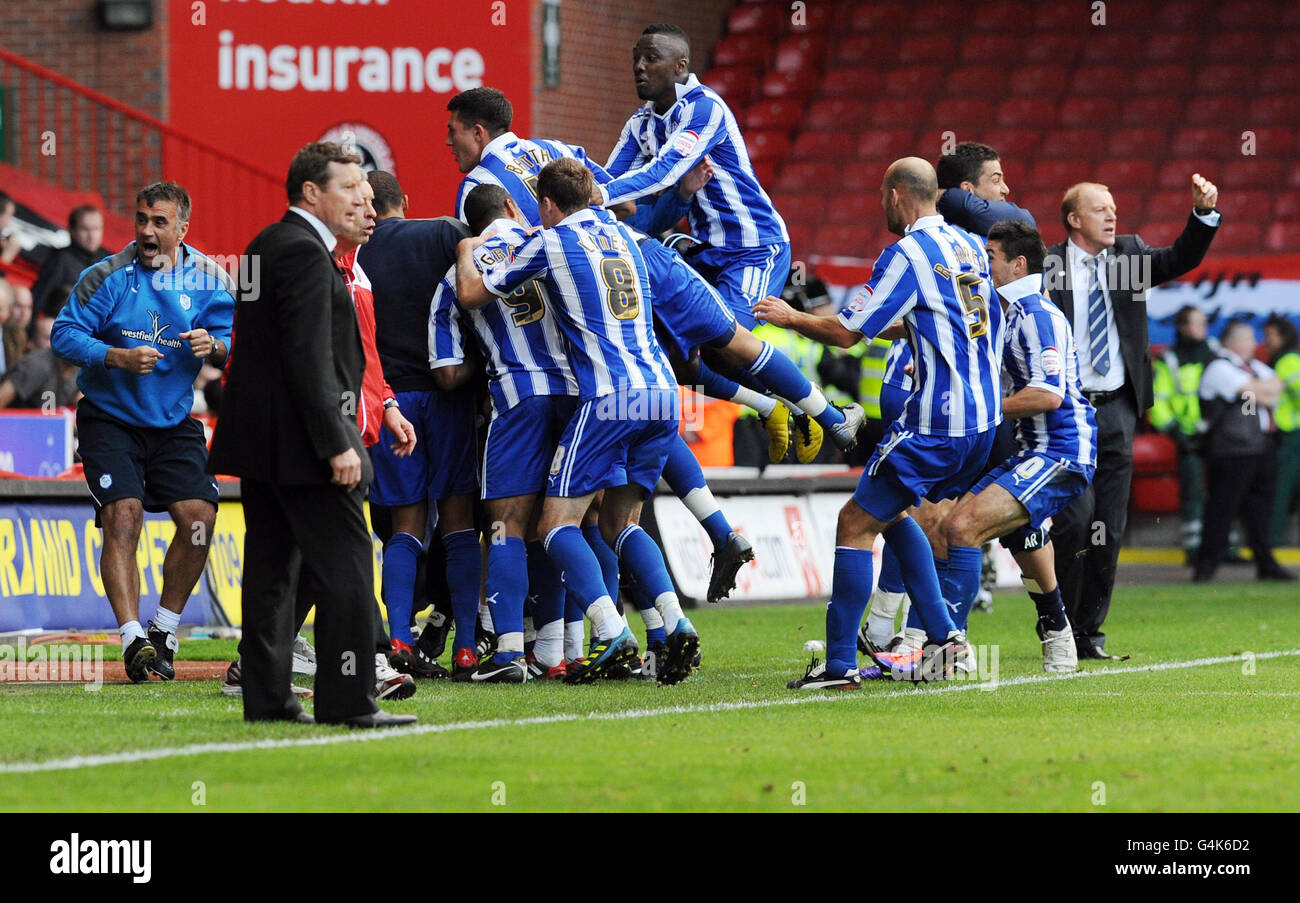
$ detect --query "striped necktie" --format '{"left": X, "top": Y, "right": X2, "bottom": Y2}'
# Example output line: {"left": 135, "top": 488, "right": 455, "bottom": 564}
{"left": 1086, "top": 256, "right": 1111, "bottom": 376}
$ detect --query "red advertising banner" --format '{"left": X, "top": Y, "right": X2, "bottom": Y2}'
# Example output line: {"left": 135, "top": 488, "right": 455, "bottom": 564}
{"left": 165, "top": 0, "right": 533, "bottom": 257}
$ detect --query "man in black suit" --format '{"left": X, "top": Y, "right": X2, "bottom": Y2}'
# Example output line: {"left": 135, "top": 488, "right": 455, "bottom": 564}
{"left": 1043, "top": 174, "right": 1220, "bottom": 660}
{"left": 208, "top": 142, "right": 415, "bottom": 728}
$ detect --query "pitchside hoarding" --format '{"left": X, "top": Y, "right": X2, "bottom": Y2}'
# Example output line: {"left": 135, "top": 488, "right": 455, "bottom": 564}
{"left": 165, "top": 0, "right": 532, "bottom": 250}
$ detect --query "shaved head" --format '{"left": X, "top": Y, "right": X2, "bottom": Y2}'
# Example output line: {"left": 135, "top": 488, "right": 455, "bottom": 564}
{"left": 884, "top": 157, "right": 939, "bottom": 203}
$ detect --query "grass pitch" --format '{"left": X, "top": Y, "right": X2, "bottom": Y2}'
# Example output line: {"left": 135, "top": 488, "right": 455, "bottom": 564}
{"left": 1, "top": 581, "right": 1297, "bottom": 812}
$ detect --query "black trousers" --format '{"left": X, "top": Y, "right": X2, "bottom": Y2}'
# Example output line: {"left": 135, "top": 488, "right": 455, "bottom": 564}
{"left": 1195, "top": 449, "right": 1281, "bottom": 579}
{"left": 1050, "top": 394, "right": 1138, "bottom": 652}
{"left": 240, "top": 479, "right": 377, "bottom": 723}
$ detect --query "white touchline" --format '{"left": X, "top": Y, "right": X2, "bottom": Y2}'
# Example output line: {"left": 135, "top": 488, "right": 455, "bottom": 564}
{"left": 2, "top": 649, "right": 1296, "bottom": 775}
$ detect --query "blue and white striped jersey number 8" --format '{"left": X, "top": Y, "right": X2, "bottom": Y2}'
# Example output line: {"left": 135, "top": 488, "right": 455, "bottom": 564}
{"left": 933, "top": 261, "right": 989, "bottom": 339}
{"left": 600, "top": 256, "right": 640, "bottom": 320}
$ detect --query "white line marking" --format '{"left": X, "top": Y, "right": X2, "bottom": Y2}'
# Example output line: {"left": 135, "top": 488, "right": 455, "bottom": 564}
{"left": 2, "top": 649, "right": 1296, "bottom": 774}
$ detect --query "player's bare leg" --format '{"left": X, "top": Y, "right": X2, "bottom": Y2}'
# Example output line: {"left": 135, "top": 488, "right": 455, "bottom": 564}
{"left": 147, "top": 498, "right": 218, "bottom": 679}
{"left": 99, "top": 498, "right": 155, "bottom": 682}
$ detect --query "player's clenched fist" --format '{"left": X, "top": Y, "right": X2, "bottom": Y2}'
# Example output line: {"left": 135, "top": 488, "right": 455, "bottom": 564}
{"left": 752, "top": 294, "right": 799, "bottom": 327}
{"left": 106, "top": 345, "right": 165, "bottom": 374}
{"left": 179, "top": 328, "right": 215, "bottom": 359}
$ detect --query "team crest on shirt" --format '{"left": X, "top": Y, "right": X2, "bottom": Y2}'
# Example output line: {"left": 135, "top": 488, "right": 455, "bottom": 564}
{"left": 179, "top": 293, "right": 191, "bottom": 311}
{"left": 1040, "top": 347, "right": 1062, "bottom": 377}
{"left": 847, "top": 285, "right": 873, "bottom": 313}
{"left": 672, "top": 129, "right": 700, "bottom": 155}
{"left": 99, "top": 474, "right": 113, "bottom": 489}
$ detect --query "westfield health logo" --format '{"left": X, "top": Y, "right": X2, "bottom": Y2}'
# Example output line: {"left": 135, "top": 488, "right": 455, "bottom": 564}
{"left": 49, "top": 834, "right": 151, "bottom": 883}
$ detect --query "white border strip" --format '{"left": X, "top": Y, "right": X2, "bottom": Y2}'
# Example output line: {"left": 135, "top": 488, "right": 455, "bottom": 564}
{"left": 2, "top": 649, "right": 1296, "bottom": 775}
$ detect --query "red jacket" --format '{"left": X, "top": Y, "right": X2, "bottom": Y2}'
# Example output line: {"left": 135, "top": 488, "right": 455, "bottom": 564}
{"left": 336, "top": 247, "right": 394, "bottom": 447}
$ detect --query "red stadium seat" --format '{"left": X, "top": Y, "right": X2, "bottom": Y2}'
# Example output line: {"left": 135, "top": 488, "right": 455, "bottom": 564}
{"left": 1274, "top": 191, "right": 1300, "bottom": 221}
{"left": 1214, "top": 0, "right": 1276, "bottom": 28}
{"left": 868, "top": 97, "right": 928, "bottom": 125}
{"left": 1081, "top": 33, "right": 1145, "bottom": 64}
{"left": 1153, "top": 0, "right": 1211, "bottom": 31}
{"left": 830, "top": 33, "right": 893, "bottom": 66}
{"left": 1185, "top": 96, "right": 1254, "bottom": 128}
{"left": 897, "top": 34, "right": 957, "bottom": 65}
{"left": 1069, "top": 66, "right": 1130, "bottom": 98}
{"left": 760, "top": 69, "right": 817, "bottom": 101}
{"left": 1215, "top": 189, "right": 1272, "bottom": 221}
{"left": 1025, "top": 31, "right": 1083, "bottom": 66}
{"left": 745, "top": 98, "right": 802, "bottom": 131}
{"left": 1157, "top": 158, "right": 1219, "bottom": 189}
{"left": 712, "top": 33, "right": 772, "bottom": 69}
{"left": 944, "top": 65, "right": 1008, "bottom": 97}
{"left": 813, "top": 224, "right": 872, "bottom": 258}
{"left": 979, "top": 128, "right": 1043, "bottom": 159}
{"left": 1285, "top": 2, "right": 1300, "bottom": 27}
{"left": 1038, "top": 128, "right": 1104, "bottom": 159}
{"left": 1266, "top": 221, "right": 1300, "bottom": 252}
{"left": 1259, "top": 64, "right": 1300, "bottom": 94}
{"left": 1033, "top": 0, "right": 1080, "bottom": 31}
{"left": 1169, "top": 127, "right": 1237, "bottom": 159}
{"left": 1020, "top": 191, "right": 1065, "bottom": 225}
{"left": 1000, "top": 160, "right": 1030, "bottom": 195}
{"left": 1107, "top": 128, "right": 1170, "bottom": 158}
{"left": 1131, "top": 476, "right": 1180, "bottom": 515}
{"left": 1138, "top": 221, "right": 1188, "bottom": 247}
{"left": 773, "top": 34, "right": 828, "bottom": 73}
{"left": 820, "top": 66, "right": 887, "bottom": 98}
{"left": 1132, "top": 432, "right": 1177, "bottom": 477}
{"left": 971, "top": 1, "right": 1031, "bottom": 31}
{"left": 1206, "top": 31, "right": 1271, "bottom": 62}
{"left": 791, "top": 130, "right": 855, "bottom": 161}
{"left": 848, "top": 2, "right": 907, "bottom": 33}
{"left": 1248, "top": 95, "right": 1300, "bottom": 126}
{"left": 826, "top": 192, "right": 876, "bottom": 226}
{"left": 786, "top": 0, "right": 834, "bottom": 33}
{"left": 1194, "top": 64, "right": 1252, "bottom": 95}
{"left": 910, "top": 1, "right": 965, "bottom": 33}
{"left": 1145, "top": 189, "right": 1195, "bottom": 221}
{"left": 930, "top": 97, "right": 996, "bottom": 128}
{"left": 701, "top": 67, "right": 761, "bottom": 107}
{"left": 856, "top": 128, "right": 916, "bottom": 161}
{"left": 1097, "top": 159, "right": 1156, "bottom": 190}
{"left": 1211, "top": 221, "right": 1265, "bottom": 254}
{"left": 727, "top": 3, "right": 784, "bottom": 35}
{"left": 787, "top": 224, "right": 814, "bottom": 259}
{"left": 1130, "top": 63, "right": 1192, "bottom": 95}
{"left": 1121, "top": 96, "right": 1185, "bottom": 127}
{"left": 775, "top": 161, "right": 840, "bottom": 193}
{"left": 1058, "top": 97, "right": 1120, "bottom": 127}
{"left": 805, "top": 98, "right": 871, "bottom": 131}
{"left": 1143, "top": 31, "right": 1199, "bottom": 62}
{"left": 1274, "top": 31, "right": 1300, "bottom": 61}
{"left": 960, "top": 34, "right": 1019, "bottom": 63}
{"left": 996, "top": 97, "right": 1057, "bottom": 126}
{"left": 746, "top": 128, "right": 793, "bottom": 165}
{"left": 1028, "top": 159, "right": 1092, "bottom": 191}
{"left": 883, "top": 65, "right": 944, "bottom": 97}
{"left": 1109, "top": 189, "right": 1145, "bottom": 224}
{"left": 1008, "top": 64, "right": 1070, "bottom": 96}
{"left": 1289, "top": 161, "right": 1300, "bottom": 188}
{"left": 1220, "top": 158, "right": 1286, "bottom": 189}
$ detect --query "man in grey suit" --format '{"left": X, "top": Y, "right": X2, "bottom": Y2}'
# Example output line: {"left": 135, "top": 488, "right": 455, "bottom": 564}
{"left": 1043, "top": 174, "right": 1220, "bottom": 660}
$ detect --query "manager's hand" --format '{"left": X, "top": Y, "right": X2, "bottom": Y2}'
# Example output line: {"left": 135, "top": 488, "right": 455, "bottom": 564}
{"left": 329, "top": 448, "right": 362, "bottom": 491}
{"left": 106, "top": 346, "right": 164, "bottom": 374}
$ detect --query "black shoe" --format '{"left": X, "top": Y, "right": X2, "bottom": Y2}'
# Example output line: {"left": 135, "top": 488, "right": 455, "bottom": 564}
{"left": 788, "top": 656, "right": 861, "bottom": 690}
{"left": 857, "top": 624, "right": 880, "bottom": 656}
{"left": 337, "top": 710, "right": 418, "bottom": 729}
{"left": 470, "top": 653, "right": 527, "bottom": 683}
{"left": 416, "top": 611, "right": 451, "bottom": 663}
{"left": 122, "top": 636, "right": 156, "bottom": 684}
{"left": 1258, "top": 565, "right": 1296, "bottom": 581}
{"left": 451, "top": 648, "right": 478, "bottom": 682}
{"left": 707, "top": 532, "right": 755, "bottom": 603}
{"left": 246, "top": 708, "right": 315, "bottom": 724}
{"left": 146, "top": 622, "right": 177, "bottom": 681}
{"left": 390, "top": 639, "right": 449, "bottom": 679}
{"left": 1191, "top": 568, "right": 1214, "bottom": 583}
{"left": 474, "top": 625, "right": 497, "bottom": 660}
{"left": 565, "top": 628, "right": 638, "bottom": 685}
{"left": 641, "top": 641, "right": 668, "bottom": 681}
{"left": 659, "top": 620, "right": 699, "bottom": 686}
{"left": 1077, "top": 643, "right": 1112, "bottom": 660}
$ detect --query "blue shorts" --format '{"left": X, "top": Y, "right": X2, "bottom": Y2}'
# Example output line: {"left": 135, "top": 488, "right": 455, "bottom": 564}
{"left": 639, "top": 240, "right": 736, "bottom": 358}
{"left": 970, "top": 452, "right": 1094, "bottom": 531}
{"left": 370, "top": 389, "right": 477, "bottom": 506}
{"left": 854, "top": 427, "right": 996, "bottom": 522}
{"left": 548, "top": 389, "right": 680, "bottom": 498}
{"left": 693, "top": 242, "right": 791, "bottom": 330}
{"left": 482, "top": 394, "right": 579, "bottom": 500}
{"left": 880, "top": 381, "right": 911, "bottom": 425}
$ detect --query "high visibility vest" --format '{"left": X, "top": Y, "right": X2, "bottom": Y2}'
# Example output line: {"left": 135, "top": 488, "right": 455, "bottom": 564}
{"left": 1275, "top": 350, "right": 1300, "bottom": 433}
{"left": 745, "top": 323, "right": 820, "bottom": 417}
{"left": 856, "top": 338, "right": 891, "bottom": 420}
{"left": 1150, "top": 350, "right": 1205, "bottom": 436}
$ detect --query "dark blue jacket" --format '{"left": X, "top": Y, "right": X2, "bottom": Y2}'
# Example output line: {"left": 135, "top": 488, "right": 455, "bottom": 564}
{"left": 938, "top": 188, "right": 1037, "bottom": 237}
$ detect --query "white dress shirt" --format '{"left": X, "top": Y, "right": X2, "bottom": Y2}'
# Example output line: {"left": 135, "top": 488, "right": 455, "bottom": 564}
{"left": 1200, "top": 350, "right": 1276, "bottom": 433}
{"left": 288, "top": 206, "right": 338, "bottom": 252}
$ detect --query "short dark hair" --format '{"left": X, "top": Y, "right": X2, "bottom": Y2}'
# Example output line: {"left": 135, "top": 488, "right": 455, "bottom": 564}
{"left": 463, "top": 183, "right": 513, "bottom": 236}
{"left": 1173, "top": 304, "right": 1203, "bottom": 331}
{"left": 642, "top": 23, "right": 691, "bottom": 61}
{"left": 447, "top": 87, "right": 513, "bottom": 137}
{"left": 68, "top": 204, "right": 100, "bottom": 231}
{"left": 286, "top": 141, "right": 361, "bottom": 205}
{"left": 987, "top": 219, "right": 1046, "bottom": 274}
{"left": 0, "top": 191, "right": 13, "bottom": 213}
{"left": 136, "top": 181, "right": 192, "bottom": 223}
{"left": 367, "top": 170, "right": 404, "bottom": 216}
{"left": 1220, "top": 317, "right": 1254, "bottom": 344}
{"left": 936, "top": 142, "right": 1000, "bottom": 190}
{"left": 537, "top": 158, "right": 594, "bottom": 217}
{"left": 1265, "top": 313, "right": 1299, "bottom": 354}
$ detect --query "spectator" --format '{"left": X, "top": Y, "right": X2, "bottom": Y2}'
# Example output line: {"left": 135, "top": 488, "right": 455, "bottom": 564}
{"left": 0, "top": 192, "right": 22, "bottom": 268}
{"left": 33, "top": 206, "right": 109, "bottom": 317}
{"left": 0, "top": 346, "right": 79, "bottom": 409}
{"left": 1193, "top": 319, "right": 1293, "bottom": 582}
{"left": 1264, "top": 314, "right": 1300, "bottom": 546}
{"left": 33, "top": 314, "right": 55, "bottom": 350}
{"left": 1150, "top": 305, "right": 1219, "bottom": 562}
{"left": 0, "top": 279, "right": 11, "bottom": 374}
{"left": 4, "top": 282, "right": 34, "bottom": 368}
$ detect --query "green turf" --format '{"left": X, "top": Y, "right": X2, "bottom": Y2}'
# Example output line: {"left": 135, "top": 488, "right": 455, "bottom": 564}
{"left": 1, "top": 582, "right": 1297, "bottom": 812}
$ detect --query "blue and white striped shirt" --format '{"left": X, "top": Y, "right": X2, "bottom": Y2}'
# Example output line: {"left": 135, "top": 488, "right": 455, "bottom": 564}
{"left": 456, "top": 132, "right": 611, "bottom": 226}
{"left": 603, "top": 74, "right": 788, "bottom": 249}
{"left": 997, "top": 274, "right": 1097, "bottom": 467}
{"left": 837, "top": 216, "right": 1003, "bottom": 437}
{"left": 478, "top": 209, "right": 676, "bottom": 402}
{"left": 430, "top": 221, "right": 578, "bottom": 414}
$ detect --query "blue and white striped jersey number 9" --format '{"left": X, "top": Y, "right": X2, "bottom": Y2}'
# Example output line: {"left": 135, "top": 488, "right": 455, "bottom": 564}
{"left": 502, "top": 279, "right": 546, "bottom": 327}
{"left": 600, "top": 257, "right": 640, "bottom": 320}
{"left": 934, "top": 262, "right": 988, "bottom": 339}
